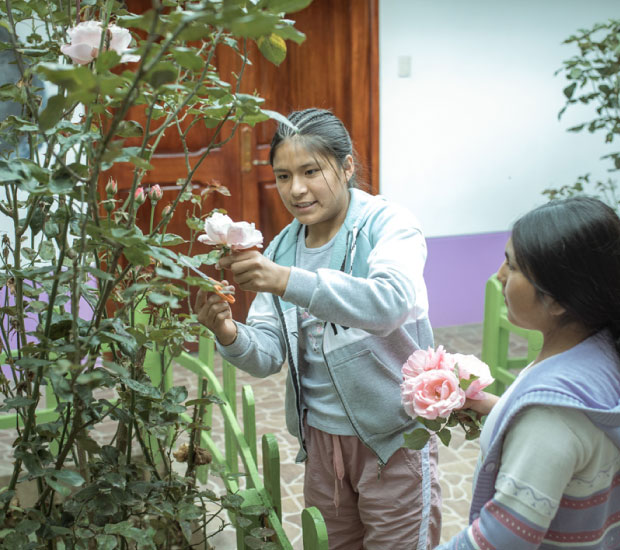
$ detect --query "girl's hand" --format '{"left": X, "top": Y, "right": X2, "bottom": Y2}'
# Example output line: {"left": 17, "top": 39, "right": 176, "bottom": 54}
{"left": 463, "top": 392, "right": 500, "bottom": 417}
{"left": 195, "top": 286, "right": 237, "bottom": 346}
{"left": 218, "top": 250, "right": 291, "bottom": 296}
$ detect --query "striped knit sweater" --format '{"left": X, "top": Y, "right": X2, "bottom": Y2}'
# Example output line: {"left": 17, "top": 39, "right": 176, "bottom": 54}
{"left": 437, "top": 331, "right": 620, "bottom": 549}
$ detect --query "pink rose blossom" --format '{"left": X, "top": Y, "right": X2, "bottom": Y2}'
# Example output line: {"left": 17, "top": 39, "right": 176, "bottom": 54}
{"left": 105, "top": 177, "right": 117, "bottom": 197}
{"left": 149, "top": 184, "right": 163, "bottom": 202}
{"left": 60, "top": 21, "right": 140, "bottom": 65}
{"left": 134, "top": 187, "right": 146, "bottom": 205}
{"left": 402, "top": 345, "right": 455, "bottom": 379}
{"left": 453, "top": 353, "right": 494, "bottom": 400}
{"left": 198, "top": 212, "right": 263, "bottom": 250}
{"left": 401, "top": 369, "right": 466, "bottom": 420}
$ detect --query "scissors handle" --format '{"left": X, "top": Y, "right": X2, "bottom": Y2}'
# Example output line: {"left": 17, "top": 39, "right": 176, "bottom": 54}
{"left": 181, "top": 258, "right": 236, "bottom": 304}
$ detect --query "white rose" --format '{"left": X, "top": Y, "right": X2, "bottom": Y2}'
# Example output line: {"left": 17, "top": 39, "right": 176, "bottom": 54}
{"left": 198, "top": 212, "right": 263, "bottom": 250}
{"left": 61, "top": 21, "right": 140, "bottom": 65}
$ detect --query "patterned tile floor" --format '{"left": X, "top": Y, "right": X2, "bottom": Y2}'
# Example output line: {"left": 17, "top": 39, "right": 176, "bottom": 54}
{"left": 0, "top": 323, "right": 527, "bottom": 548}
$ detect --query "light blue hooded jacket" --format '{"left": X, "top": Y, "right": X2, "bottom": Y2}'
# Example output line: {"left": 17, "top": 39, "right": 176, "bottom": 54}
{"left": 217, "top": 188, "right": 433, "bottom": 464}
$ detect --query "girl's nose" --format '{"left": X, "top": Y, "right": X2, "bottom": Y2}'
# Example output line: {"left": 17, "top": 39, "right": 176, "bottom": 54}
{"left": 290, "top": 175, "right": 307, "bottom": 197}
{"left": 496, "top": 260, "right": 507, "bottom": 284}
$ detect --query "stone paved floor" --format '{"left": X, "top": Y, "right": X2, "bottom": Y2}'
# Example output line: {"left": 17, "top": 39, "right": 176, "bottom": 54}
{"left": 0, "top": 323, "right": 529, "bottom": 548}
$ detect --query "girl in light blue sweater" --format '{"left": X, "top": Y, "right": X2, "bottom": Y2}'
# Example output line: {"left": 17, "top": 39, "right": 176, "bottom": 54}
{"left": 196, "top": 109, "right": 441, "bottom": 549}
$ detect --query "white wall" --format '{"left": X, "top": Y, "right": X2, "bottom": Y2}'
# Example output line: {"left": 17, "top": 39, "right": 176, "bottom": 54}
{"left": 379, "top": 0, "right": 620, "bottom": 237}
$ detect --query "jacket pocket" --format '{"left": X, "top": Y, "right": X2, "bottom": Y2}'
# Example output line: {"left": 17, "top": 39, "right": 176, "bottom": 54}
{"left": 330, "top": 349, "right": 411, "bottom": 435}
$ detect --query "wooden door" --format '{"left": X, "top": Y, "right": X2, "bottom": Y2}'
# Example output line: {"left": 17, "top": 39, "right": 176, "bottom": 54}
{"left": 103, "top": 0, "right": 379, "bottom": 322}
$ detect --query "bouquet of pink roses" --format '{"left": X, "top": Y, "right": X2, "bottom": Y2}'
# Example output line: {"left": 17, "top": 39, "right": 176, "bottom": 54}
{"left": 400, "top": 345, "right": 494, "bottom": 449}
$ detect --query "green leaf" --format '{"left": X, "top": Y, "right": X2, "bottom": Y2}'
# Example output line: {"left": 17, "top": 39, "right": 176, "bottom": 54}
{"left": 419, "top": 417, "right": 443, "bottom": 431}
{"left": 159, "top": 233, "right": 185, "bottom": 246}
{"left": 45, "top": 469, "right": 85, "bottom": 487}
{"left": 403, "top": 428, "right": 431, "bottom": 450}
{"left": 465, "top": 427, "right": 481, "bottom": 440}
{"left": 116, "top": 120, "right": 144, "bottom": 138}
{"left": 44, "top": 477, "right": 71, "bottom": 497}
{"left": 166, "top": 386, "right": 188, "bottom": 403}
{"left": 243, "top": 537, "right": 263, "bottom": 549}
{"left": 273, "top": 20, "right": 306, "bottom": 44}
{"left": 147, "top": 292, "right": 180, "bottom": 308}
{"left": 459, "top": 375, "right": 478, "bottom": 392}
{"left": 172, "top": 48, "right": 204, "bottom": 72}
{"left": 37, "top": 63, "right": 97, "bottom": 93}
{"left": 179, "top": 520, "right": 192, "bottom": 542}
{"left": 146, "top": 62, "right": 178, "bottom": 89}
{"left": 16, "top": 519, "right": 40, "bottom": 535}
{"left": 563, "top": 82, "right": 577, "bottom": 99}
{"left": 122, "top": 378, "right": 161, "bottom": 399}
{"left": 123, "top": 246, "right": 152, "bottom": 266}
{"left": 154, "top": 264, "right": 184, "bottom": 279}
{"left": 259, "top": 0, "right": 313, "bottom": 13}
{"left": 186, "top": 395, "right": 224, "bottom": 406}
{"left": 95, "top": 534, "right": 118, "bottom": 550}
{"left": 250, "top": 527, "right": 276, "bottom": 538}
{"left": 40, "top": 240, "right": 56, "bottom": 261}
{"left": 437, "top": 428, "right": 452, "bottom": 447}
{"left": 95, "top": 50, "right": 122, "bottom": 72}
{"left": 1, "top": 396, "right": 35, "bottom": 410}
{"left": 39, "top": 94, "right": 67, "bottom": 131}
{"left": 256, "top": 33, "right": 287, "bottom": 66}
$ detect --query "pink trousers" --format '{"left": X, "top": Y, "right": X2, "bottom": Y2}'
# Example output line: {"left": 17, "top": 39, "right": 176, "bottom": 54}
{"left": 303, "top": 424, "right": 442, "bottom": 550}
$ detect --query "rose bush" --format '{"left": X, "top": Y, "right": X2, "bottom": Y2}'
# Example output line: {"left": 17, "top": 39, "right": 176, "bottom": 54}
{"left": 0, "top": 0, "right": 310, "bottom": 548}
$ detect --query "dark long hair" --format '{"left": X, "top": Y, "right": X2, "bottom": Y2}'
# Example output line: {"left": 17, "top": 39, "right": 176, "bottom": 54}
{"left": 269, "top": 108, "right": 363, "bottom": 189}
{"left": 512, "top": 196, "right": 620, "bottom": 355}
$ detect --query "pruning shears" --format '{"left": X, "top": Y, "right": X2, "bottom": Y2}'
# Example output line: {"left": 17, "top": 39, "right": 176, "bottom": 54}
{"left": 179, "top": 257, "right": 236, "bottom": 304}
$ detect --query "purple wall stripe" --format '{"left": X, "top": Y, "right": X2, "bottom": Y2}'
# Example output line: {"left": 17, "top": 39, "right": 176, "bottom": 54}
{"left": 424, "top": 231, "right": 510, "bottom": 328}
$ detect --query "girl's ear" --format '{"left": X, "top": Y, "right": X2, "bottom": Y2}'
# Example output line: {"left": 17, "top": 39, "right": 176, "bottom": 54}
{"left": 545, "top": 296, "right": 566, "bottom": 318}
{"left": 343, "top": 154, "right": 354, "bottom": 183}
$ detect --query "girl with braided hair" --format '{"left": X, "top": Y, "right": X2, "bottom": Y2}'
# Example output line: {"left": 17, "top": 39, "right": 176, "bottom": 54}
{"left": 196, "top": 108, "right": 441, "bottom": 548}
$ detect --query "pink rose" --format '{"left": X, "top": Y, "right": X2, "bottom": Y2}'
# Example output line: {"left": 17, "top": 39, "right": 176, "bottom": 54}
{"left": 401, "top": 369, "right": 466, "bottom": 420}
{"left": 453, "top": 354, "right": 494, "bottom": 400}
{"left": 402, "top": 345, "right": 455, "bottom": 379}
{"left": 198, "top": 212, "right": 263, "bottom": 250}
{"left": 105, "top": 177, "right": 117, "bottom": 197}
{"left": 60, "top": 21, "right": 140, "bottom": 65}
{"left": 149, "top": 184, "right": 163, "bottom": 202}
{"left": 134, "top": 187, "right": 146, "bottom": 205}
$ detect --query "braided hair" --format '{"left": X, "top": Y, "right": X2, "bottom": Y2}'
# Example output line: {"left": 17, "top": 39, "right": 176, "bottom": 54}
{"left": 269, "top": 108, "right": 361, "bottom": 189}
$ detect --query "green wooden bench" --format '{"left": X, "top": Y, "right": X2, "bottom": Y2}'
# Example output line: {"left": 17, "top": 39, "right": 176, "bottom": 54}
{"left": 481, "top": 274, "right": 543, "bottom": 395}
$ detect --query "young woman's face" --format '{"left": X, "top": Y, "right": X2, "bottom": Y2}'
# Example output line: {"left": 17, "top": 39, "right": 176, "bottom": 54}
{"left": 496, "top": 238, "right": 557, "bottom": 333}
{"left": 272, "top": 138, "right": 354, "bottom": 246}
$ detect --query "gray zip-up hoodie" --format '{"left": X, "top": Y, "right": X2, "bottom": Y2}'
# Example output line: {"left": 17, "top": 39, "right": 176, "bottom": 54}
{"left": 217, "top": 188, "right": 433, "bottom": 464}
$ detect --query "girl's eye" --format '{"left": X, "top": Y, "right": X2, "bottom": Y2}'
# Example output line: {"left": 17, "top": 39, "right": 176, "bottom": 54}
{"left": 276, "top": 174, "right": 289, "bottom": 181}
{"left": 305, "top": 168, "right": 319, "bottom": 176}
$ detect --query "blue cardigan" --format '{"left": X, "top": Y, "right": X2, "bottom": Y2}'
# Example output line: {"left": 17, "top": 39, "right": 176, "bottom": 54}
{"left": 438, "top": 331, "right": 620, "bottom": 549}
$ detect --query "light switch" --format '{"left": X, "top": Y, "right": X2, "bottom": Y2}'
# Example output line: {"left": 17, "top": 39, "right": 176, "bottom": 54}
{"left": 398, "top": 55, "right": 411, "bottom": 78}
